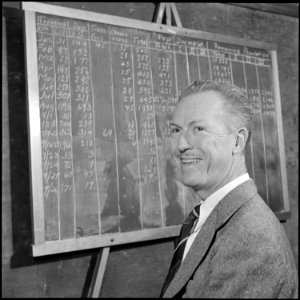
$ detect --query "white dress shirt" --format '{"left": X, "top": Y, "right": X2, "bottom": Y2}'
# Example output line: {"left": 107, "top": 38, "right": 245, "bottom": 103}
{"left": 182, "top": 173, "right": 250, "bottom": 260}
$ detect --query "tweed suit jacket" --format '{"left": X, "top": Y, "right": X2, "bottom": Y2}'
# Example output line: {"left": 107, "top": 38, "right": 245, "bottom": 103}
{"left": 162, "top": 179, "right": 298, "bottom": 298}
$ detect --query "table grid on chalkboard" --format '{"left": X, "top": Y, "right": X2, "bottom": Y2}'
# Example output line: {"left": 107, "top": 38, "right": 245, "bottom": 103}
{"left": 23, "top": 2, "right": 289, "bottom": 255}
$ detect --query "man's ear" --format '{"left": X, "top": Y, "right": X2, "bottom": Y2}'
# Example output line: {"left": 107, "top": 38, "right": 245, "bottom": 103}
{"left": 232, "top": 128, "right": 248, "bottom": 154}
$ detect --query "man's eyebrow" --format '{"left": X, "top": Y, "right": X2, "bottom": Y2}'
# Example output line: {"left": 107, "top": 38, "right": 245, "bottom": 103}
{"left": 189, "top": 120, "right": 207, "bottom": 126}
{"left": 169, "top": 120, "right": 207, "bottom": 128}
{"left": 169, "top": 121, "right": 181, "bottom": 128}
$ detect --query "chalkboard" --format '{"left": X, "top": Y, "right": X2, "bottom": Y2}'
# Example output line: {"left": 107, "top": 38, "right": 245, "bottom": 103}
{"left": 22, "top": 2, "right": 290, "bottom": 256}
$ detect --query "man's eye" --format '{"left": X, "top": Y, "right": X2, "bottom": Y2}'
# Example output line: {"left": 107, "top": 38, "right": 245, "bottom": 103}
{"left": 194, "top": 126, "right": 203, "bottom": 132}
{"left": 171, "top": 127, "right": 180, "bottom": 134}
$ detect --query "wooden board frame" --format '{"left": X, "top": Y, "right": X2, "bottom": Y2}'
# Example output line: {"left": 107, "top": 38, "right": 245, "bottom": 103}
{"left": 22, "top": 2, "right": 290, "bottom": 257}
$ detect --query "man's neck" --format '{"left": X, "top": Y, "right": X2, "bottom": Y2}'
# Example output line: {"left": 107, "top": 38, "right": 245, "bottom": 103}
{"left": 196, "top": 157, "right": 248, "bottom": 201}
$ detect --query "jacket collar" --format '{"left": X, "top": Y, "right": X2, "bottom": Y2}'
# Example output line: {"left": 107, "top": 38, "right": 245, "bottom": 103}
{"left": 163, "top": 179, "right": 258, "bottom": 298}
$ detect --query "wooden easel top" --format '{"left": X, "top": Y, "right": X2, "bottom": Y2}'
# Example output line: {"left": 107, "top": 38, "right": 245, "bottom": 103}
{"left": 154, "top": 3, "right": 183, "bottom": 27}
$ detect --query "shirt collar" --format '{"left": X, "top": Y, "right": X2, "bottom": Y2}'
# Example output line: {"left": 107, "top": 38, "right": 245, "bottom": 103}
{"left": 197, "top": 173, "right": 250, "bottom": 224}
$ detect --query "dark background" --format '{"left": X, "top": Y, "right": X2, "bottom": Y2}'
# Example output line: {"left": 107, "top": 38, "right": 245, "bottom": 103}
{"left": 2, "top": 2, "right": 298, "bottom": 297}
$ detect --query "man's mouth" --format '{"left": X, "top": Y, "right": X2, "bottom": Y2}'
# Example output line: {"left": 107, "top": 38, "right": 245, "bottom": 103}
{"left": 180, "top": 157, "right": 202, "bottom": 165}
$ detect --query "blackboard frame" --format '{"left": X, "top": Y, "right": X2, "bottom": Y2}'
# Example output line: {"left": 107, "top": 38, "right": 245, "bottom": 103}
{"left": 22, "top": 2, "right": 290, "bottom": 257}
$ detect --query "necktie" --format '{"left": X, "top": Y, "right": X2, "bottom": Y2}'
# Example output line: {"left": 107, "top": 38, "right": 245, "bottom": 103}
{"left": 160, "top": 204, "right": 201, "bottom": 297}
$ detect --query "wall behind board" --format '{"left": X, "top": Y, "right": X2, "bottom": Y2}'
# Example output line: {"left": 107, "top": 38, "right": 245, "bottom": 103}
{"left": 2, "top": 2, "right": 298, "bottom": 297}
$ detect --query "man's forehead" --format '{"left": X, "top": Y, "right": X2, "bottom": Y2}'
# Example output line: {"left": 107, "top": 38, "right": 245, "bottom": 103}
{"left": 173, "top": 90, "right": 225, "bottom": 118}
{"left": 169, "top": 118, "right": 209, "bottom": 127}
{"left": 179, "top": 90, "right": 225, "bottom": 105}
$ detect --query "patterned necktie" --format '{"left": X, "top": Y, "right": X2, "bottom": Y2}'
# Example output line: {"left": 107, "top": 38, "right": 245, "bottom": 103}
{"left": 160, "top": 204, "right": 201, "bottom": 297}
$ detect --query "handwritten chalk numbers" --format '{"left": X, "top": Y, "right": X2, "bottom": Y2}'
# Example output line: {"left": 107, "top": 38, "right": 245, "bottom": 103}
{"left": 102, "top": 128, "right": 113, "bottom": 137}
{"left": 30, "top": 10, "right": 286, "bottom": 246}
{"left": 261, "top": 89, "right": 275, "bottom": 115}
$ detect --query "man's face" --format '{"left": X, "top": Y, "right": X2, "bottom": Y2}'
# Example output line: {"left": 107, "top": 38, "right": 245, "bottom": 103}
{"left": 170, "top": 91, "right": 236, "bottom": 194}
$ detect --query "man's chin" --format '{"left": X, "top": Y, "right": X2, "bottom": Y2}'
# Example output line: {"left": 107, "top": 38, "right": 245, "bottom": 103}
{"left": 181, "top": 177, "right": 204, "bottom": 191}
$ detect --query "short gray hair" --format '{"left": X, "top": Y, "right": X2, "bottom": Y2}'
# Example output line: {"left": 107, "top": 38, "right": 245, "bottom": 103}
{"left": 178, "top": 80, "right": 254, "bottom": 145}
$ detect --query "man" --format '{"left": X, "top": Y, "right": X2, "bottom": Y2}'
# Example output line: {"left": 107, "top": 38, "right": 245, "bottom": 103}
{"left": 160, "top": 81, "right": 298, "bottom": 298}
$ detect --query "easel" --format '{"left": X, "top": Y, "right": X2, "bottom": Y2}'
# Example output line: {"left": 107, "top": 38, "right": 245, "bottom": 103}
{"left": 87, "top": 247, "right": 110, "bottom": 297}
{"left": 153, "top": 3, "right": 182, "bottom": 27}
{"left": 87, "top": 3, "right": 182, "bottom": 297}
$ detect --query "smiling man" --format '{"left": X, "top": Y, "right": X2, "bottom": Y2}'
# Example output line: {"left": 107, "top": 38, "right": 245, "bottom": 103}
{"left": 160, "top": 81, "right": 298, "bottom": 298}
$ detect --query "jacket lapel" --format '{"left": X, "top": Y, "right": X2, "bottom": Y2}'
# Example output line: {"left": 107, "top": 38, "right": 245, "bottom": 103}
{"left": 163, "top": 210, "right": 217, "bottom": 298}
{"left": 163, "top": 179, "right": 258, "bottom": 298}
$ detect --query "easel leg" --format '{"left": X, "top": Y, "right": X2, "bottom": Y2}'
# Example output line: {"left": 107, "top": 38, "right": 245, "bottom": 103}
{"left": 88, "top": 247, "right": 110, "bottom": 298}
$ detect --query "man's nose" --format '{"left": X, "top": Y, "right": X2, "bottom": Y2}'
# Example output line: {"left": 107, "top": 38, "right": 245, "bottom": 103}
{"left": 177, "top": 131, "right": 192, "bottom": 152}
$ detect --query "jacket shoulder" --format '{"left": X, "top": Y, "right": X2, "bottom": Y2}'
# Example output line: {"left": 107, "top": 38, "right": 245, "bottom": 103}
{"left": 211, "top": 194, "right": 298, "bottom": 297}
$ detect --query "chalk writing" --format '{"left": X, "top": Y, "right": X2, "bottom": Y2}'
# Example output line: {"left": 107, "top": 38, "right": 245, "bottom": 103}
{"left": 35, "top": 12, "right": 282, "bottom": 242}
